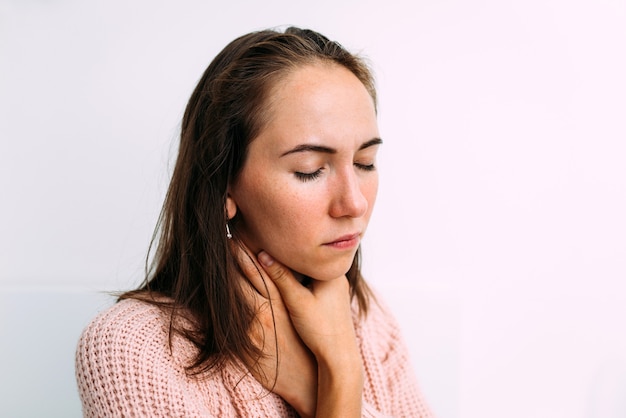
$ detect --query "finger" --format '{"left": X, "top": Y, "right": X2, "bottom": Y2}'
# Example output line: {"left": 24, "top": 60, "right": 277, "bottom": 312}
{"left": 231, "top": 241, "right": 273, "bottom": 299}
{"left": 257, "top": 251, "right": 309, "bottom": 307}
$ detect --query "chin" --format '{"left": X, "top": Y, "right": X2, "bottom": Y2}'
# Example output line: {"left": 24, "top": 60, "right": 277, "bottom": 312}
{"left": 273, "top": 246, "right": 358, "bottom": 282}
{"left": 296, "top": 259, "right": 355, "bottom": 282}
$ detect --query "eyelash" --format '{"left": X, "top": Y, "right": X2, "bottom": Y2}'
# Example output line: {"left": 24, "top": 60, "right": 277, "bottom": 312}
{"left": 295, "top": 163, "right": 376, "bottom": 182}
{"left": 355, "top": 163, "right": 376, "bottom": 172}
{"left": 294, "top": 169, "right": 323, "bottom": 182}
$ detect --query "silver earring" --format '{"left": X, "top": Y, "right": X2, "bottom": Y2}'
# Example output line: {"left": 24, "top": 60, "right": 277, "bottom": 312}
{"left": 226, "top": 222, "right": 232, "bottom": 239}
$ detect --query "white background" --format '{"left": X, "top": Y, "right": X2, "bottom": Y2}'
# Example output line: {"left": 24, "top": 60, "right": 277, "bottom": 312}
{"left": 1, "top": 0, "right": 625, "bottom": 417}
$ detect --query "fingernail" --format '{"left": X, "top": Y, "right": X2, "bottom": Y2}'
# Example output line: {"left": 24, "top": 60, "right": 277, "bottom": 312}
{"left": 258, "top": 251, "right": 274, "bottom": 267}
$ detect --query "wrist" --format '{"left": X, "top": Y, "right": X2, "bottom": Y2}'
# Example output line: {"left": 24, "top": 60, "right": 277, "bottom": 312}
{"left": 315, "top": 359, "right": 364, "bottom": 417}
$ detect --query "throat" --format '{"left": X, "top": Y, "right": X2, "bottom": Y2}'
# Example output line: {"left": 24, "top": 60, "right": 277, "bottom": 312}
{"left": 293, "top": 271, "right": 313, "bottom": 287}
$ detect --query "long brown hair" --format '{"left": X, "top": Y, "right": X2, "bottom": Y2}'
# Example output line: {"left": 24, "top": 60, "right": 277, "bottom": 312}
{"left": 121, "top": 27, "right": 378, "bottom": 374}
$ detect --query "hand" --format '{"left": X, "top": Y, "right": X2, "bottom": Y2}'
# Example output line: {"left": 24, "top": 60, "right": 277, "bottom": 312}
{"left": 234, "top": 243, "right": 318, "bottom": 418}
{"left": 256, "top": 251, "right": 360, "bottom": 365}
{"left": 256, "top": 251, "right": 364, "bottom": 417}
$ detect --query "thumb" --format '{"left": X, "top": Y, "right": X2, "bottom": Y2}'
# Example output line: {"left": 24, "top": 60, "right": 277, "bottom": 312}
{"left": 257, "top": 251, "right": 307, "bottom": 305}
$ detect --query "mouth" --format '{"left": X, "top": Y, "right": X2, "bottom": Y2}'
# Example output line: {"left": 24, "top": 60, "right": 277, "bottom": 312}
{"left": 323, "top": 233, "right": 361, "bottom": 250}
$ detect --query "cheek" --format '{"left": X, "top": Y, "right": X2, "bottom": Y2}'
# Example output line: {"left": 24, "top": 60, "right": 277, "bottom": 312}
{"left": 235, "top": 178, "right": 312, "bottom": 239}
{"left": 260, "top": 190, "right": 318, "bottom": 236}
{"left": 364, "top": 176, "right": 379, "bottom": 213}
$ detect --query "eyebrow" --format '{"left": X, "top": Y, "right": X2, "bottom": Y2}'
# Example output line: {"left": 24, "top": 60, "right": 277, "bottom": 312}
{"left": 280, "top": 137, "right": 383, "bottom": 157}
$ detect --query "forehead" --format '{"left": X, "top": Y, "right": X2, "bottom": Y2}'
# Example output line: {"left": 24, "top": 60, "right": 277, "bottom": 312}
{"left": 268, "top": 62, "right": 373, "bottom": 113}
{"left": 251, "top": 63, "right": 379, "bottom": 154}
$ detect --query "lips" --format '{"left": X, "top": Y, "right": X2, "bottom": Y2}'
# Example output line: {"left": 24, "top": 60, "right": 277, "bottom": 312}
{"left": 323, "top": 233, "right": 361, "bottom": 249}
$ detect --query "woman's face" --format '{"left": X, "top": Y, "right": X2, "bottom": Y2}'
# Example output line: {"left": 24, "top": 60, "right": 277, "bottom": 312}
{"left": 228, "top": 63, "right": 380, "bottom": 281}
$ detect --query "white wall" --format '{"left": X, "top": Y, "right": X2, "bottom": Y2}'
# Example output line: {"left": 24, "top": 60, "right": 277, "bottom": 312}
{"left": 1, "top": 0, "right": 625, "bottom": 417}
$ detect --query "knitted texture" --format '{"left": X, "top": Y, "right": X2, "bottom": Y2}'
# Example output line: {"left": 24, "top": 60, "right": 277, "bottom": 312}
{"left": 75, "top": 293, "right": 433, "bottom": 417}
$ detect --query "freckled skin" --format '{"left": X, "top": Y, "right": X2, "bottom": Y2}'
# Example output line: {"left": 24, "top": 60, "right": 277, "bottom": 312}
{"left": 228, "top": 63, "right": 380, "bottom": 281}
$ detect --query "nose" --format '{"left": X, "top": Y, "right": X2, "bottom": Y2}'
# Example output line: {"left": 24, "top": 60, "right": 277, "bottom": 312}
{"left": 329, "top": 168, "right": 369, "bottom": 218}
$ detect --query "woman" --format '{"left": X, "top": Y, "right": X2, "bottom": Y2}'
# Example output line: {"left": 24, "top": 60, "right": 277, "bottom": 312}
{"left": 76, "top": 27, "right": 433, "bottom": 417}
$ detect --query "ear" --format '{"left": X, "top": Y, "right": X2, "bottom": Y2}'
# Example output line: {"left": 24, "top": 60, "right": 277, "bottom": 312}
{"left": 225, "top": 193, "right": 237, "bottom": 220}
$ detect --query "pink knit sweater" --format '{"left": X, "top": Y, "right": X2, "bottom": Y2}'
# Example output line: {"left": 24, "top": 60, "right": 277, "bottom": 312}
{"left": 75, "top": 294, "right": 433, "bottom": 417}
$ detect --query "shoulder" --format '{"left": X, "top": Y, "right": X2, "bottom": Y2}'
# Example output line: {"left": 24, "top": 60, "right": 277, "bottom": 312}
{"left": 354, "top": 287, "right": 411, "bottom": 365}
{"left": 358, "top": 288, "right": 403, "bottom": 340}
{"left": 76, "top": 297, "right": 198, "bottom": 372}
{"left": 77, "top": 298, "right": 173, "bottom": 358}
{"left": 80, "top": 297, "right": 164, "bottom": 330}
{"left": 75, "top": 298, "right": 201, "bottom": 416}
{"left": 356, "top": 288, "right": 435, "bottom": 417}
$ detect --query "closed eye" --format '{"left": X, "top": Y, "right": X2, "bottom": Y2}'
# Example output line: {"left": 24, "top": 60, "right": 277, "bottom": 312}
{"left": 355, "top": 162, "right": 376, "bottom": 172}
{"left": 295, "top": 168, "right": 323, "bottom": 182}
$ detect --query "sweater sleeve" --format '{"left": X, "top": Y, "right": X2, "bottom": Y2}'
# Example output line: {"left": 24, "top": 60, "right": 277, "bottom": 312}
{"left": 358, "top": 295, "right": 435, "bottom": 418}
{"left": 75, "top": 299, "right": 212, "bottom": 418}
